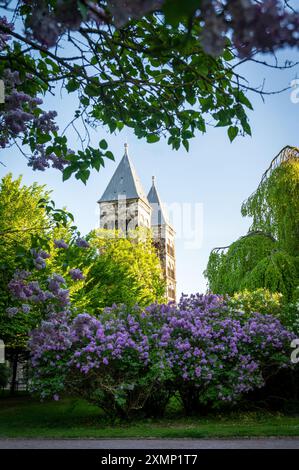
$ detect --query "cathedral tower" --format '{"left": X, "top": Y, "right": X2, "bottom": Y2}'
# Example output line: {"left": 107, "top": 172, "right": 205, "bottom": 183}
{"left": 98, "top": 144, "right": 176, "bottom": 302}
{"left": 147, "top": 177, "right": 176, "bottom": 302}
{"left": 98, "top": 144, "right": 151, "bottom": 232}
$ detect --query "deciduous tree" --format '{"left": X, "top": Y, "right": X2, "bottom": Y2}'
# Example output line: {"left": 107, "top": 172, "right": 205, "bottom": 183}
{"left": 205, "top": 146, "right": 299, "bottom": 301}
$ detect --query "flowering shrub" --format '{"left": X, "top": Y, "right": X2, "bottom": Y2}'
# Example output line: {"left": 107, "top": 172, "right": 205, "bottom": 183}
{"left": 228, "top": 288, "right": 299, "bottom": 335}
{"left": 4, "top": 231, "right": 90, "bottom": 352}
{"left": 148, "top": 294, "right": 295, "bottom": 413}
{"left": 29, "top": 305, "right": 168, "bottom": 418}
{"left": 228, "top": 289, "right": 283, "bottom": 318}
{"left": 29, "top": 294, "right": 295, "bottom": 418}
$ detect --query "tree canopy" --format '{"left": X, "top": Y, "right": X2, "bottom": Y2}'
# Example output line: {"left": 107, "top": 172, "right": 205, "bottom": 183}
{"left": 205, "top": 146, "right": 299, "bottom": 301}
{"left": 242, "top": 147, "right": 299, "bottom": 257}
{"left": 0, "top": 173, "right": 76, "bottom": 351}
{"left": 75, "top": 228, "right": 166, "bottom": 312}
{"left": 0, "top": 1, "right": 298, "bottom": 182}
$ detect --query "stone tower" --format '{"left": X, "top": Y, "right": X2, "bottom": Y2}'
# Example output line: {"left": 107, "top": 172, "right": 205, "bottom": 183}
{"left": 147, "top": 176, "right": 176, "bottom": 302}
{"left": 98, "top": 144, "right": 151, "bottom": 232}
{"left": 98, "top": 144, "right": 176, "bottom": 302}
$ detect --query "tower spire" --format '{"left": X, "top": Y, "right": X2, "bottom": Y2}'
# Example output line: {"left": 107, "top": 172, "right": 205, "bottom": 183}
{"left": 124, "top": 142, "right": 129, "bottom": 156}
{"left": 98, "top": 144, "right": 149, "bottom": 204}
{"left": 152, "top": 175, "right": 155, "bottom": 186}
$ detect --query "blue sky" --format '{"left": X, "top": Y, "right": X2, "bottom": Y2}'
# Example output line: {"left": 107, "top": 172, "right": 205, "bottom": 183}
{"left": 1, "top": 48, "right": 298, "bottom": 298}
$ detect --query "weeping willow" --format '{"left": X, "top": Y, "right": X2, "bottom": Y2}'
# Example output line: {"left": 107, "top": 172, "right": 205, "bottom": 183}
{"left": 205, "top": 146, "right": 299, "bottom": 300}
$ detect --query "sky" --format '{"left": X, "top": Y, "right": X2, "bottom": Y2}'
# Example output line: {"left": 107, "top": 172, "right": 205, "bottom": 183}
{"left": 1, "top": 47, "right": 299, "bottom": 298}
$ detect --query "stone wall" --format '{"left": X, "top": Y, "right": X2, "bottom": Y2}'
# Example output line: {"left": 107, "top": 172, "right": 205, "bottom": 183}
{"left": 99, "top": 198, "right": 151, "bottom": 232}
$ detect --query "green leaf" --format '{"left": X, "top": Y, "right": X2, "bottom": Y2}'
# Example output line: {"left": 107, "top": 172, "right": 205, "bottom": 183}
{"left": 99, "top": 139, "right": 108, "bottom": 150}
{"left": 235, "top": 91, "right": 253, "bottom": 110}
{"left": 146, "top": 134, "right": 160, "bottom": 144}
{"left": 37, "top": 133, "right": 52, "bottom": 144}
{"left": 85, "top": 84, "right": 99, "bottom": 97}
{"left": 163, "top": 0, "right": 198, "bottom": 25}
{"left": 182, "top": 139, "right": 189, "bottom": 152}
{"left": 105, "top": 151, "right": 115, "bottom": 161}
{"left": 228, "top": 126, "right": 239, "bottom": 142}
{"left": 242, "top": 121, "right": 252, "bottom": 136}
{"left": 223, "top": 49, "right": 234, "bottom": 61}
{"left": 196, "top": 117, "right": 206, "bottom": 133}
{"left": 92, "top": 155, "right": 104, "bottom": 171}
{"left": 80, "top": 96, "right": 90, "bottom": 106}
{"left": 76, "top": 169, "right": 90, "bottom": 184}
{"left": 62, "top": 166, "right": 75, "bottom": 181}
{"left": 77, "top": 1, "right": 89, "bottom": 19}
{"left": 66, "top": 79, "right": 80, "bottom": 93}
{"left": 215, "top": 109, "right": 232, "bottom": 127}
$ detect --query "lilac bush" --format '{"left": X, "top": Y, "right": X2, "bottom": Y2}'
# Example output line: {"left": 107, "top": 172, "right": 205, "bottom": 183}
{"left": 29, "top": 294, "right": 295, "bottom": 418}
{"left": 145, "top": 295, "right": 295, "bottom": 413}
{"left": 7, "top": 267, "right": 71, "bottom": 315}
{"left": 5, "top": 233, "right": 90, "bottom": 319}
{"left": 30, "top": 305, "right": 166, "bottom": 417}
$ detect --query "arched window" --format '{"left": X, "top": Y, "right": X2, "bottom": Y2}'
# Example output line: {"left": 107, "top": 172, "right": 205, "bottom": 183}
{"left": 126, "top": 219, "right": 131, "bottom": 231}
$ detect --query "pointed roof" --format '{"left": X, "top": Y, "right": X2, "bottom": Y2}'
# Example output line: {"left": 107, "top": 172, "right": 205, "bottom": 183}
{"left": 98, "top": 144, "right": 149, "bottom": 204}
{"left": 147, "top": 176, "right": 169, "bottom": 226}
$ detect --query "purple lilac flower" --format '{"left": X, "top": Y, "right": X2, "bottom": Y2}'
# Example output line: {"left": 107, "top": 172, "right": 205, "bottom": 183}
{"left": 6, "top": 307, "right": 19, "bottom": 317}
{"left": 22, "top": 304, "right": 31, "bottom": 314}
{"left": 31, "top": 249, "right": 49, "bottom": 270}
{"left": 47, "top": 274, "right": 66, "bottom": 294}
{"left": 28, "top": 142, "right": 71, "bottom": 172}
{"left": 54, "top": 239, "right": 69, "bottom": 249}
{"left": 33, "top": 110, "right": 58, "bottom": 133}
{"left": 39, "top": 250, "right": 51, "bottom": 259}
{"left": 0, "top": 16, "right": 14, "bottom": 50}
{"left": 69, "top": 268, "right": 84, "bottom": 281}
{"left": 33, "top": 257, "right": 46, "bottom": 270}
{"left": 75, "top": 238, "right": 89, "bottom": 248}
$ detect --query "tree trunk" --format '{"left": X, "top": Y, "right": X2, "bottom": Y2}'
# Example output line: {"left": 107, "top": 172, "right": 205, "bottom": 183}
{"left": 180, "top": 386, "right": 201, "bottom": 416}
{"left": 10, "top": 352, "right": 19, "bottom": 395}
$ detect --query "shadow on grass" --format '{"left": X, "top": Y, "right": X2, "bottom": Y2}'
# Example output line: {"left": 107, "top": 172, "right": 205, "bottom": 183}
{"left": 0, "top": 393, "right": 298, "bottom": 438}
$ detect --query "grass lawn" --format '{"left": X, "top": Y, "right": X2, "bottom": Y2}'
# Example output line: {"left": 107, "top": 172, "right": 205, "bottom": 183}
{"left": 0, "top": 395, "right": 299, "bottom": 439}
